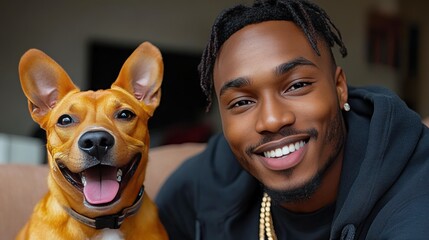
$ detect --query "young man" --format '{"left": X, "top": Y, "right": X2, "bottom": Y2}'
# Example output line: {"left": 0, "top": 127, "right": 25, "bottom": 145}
{"left": 156, "top": 0, "right": 429, "bottom": 239}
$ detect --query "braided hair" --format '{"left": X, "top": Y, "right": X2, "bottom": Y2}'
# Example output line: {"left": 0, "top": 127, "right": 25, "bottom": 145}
{"left": 198, "top": 0, "right": 348, "bottom": 109}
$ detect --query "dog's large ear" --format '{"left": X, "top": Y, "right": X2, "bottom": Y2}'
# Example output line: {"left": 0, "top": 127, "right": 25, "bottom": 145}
{"left": 19, "top": 49, "right": 79, "bottom": 126}
{"left": 112, "top": 42, "right": 163, "bottom": 117}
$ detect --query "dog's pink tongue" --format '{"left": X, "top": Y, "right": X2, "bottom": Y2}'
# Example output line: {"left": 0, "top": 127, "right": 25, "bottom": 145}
{"left": 83, "top": 166, "right": 119, "bottom": 205}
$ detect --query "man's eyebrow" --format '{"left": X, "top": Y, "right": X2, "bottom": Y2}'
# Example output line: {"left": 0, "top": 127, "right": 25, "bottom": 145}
{"left": 275, "top": 57, "right": 317, "bottom": 76}
{"left": 219, "top": 77, "right": 250, "bottom": 97}
{"left": 218, "top": 57, "right": 316, "bottom": 97}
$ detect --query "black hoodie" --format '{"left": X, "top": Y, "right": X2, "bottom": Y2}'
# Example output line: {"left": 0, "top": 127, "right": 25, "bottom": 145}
{"left": 156, "top": 86, "right": 429, "bottom": 239}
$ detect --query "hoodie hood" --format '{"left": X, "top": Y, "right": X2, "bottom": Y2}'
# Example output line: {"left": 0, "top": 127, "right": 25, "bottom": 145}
{"left": 330, "top": 86, "right": 425, "bottom": 239}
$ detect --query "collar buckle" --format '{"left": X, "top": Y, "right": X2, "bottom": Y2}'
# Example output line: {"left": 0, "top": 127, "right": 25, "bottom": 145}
{"left": 95, "top": 213, "right": 121, "bottom": 229}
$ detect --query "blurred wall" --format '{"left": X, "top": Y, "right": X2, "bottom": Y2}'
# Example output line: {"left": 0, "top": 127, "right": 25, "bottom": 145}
{"left": 399, "top": 0, "right": 429, "bottom": 117}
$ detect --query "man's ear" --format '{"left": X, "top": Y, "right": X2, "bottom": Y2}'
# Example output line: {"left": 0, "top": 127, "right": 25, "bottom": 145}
{"left": 334, "top": 66, "right": 348, "bottom": 110}
{"left": 112, "top": 42, "right": 163, "bottom": 117}
{"left": 19, "top": 49, "right": 79, "bottom": 127}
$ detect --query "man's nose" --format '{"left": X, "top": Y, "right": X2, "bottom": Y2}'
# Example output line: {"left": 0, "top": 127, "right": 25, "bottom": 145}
{"left": 255, "top": 98, "right": 295, "bottom": 133}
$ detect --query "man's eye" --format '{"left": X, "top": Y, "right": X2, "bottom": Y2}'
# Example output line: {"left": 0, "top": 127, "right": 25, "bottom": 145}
{"left": 116, "top": 109, "right": 136, "bottom": 120}
{"left": 230, "top": 99, "right": 254, "bottom": 109}
{"left": 57, "top": 114, "right": 74, "bottom": 126}
{"left": 288, "top": 82, "right": 310, "bottom": 92}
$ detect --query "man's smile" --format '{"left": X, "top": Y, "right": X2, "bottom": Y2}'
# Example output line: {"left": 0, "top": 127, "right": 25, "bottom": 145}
{"left": 263, "top": 140, "right": 306, "bottom": 158}
{"left": 260, "top": 140, "right": 308, "bottom": 171}
{"left": 252, "top": 134, "right": 310, "bottom": 171}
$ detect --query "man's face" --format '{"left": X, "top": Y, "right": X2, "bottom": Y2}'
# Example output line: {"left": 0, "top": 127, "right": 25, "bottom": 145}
{"left": 213, "top": 21, "right": 348, "bottom": 202}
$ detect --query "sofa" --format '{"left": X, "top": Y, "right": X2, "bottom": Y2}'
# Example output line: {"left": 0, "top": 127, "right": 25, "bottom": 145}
{"left": 0, "top": 142, "right": 205, "bottom": 239}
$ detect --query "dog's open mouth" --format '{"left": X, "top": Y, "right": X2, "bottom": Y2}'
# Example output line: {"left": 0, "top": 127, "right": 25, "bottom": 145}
{"left": 58, "top": 154, "right": 141, "bottom": 206}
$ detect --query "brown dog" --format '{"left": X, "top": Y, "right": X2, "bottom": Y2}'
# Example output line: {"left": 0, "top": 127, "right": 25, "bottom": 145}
{"left": 16, "top": 42, "right": 168, "bottom": 240}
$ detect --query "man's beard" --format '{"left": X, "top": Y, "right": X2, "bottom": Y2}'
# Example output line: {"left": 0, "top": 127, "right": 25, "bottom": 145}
{"left": 263, "top": 151, "right": 336, "bottom": 205}
{"left": 259, "top": 108, "right": 346, "bottom": 205}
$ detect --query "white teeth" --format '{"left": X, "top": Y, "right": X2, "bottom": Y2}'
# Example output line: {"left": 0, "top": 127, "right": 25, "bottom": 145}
{"left": 275, "top": 149, "right": 282, "bottom": 157}
{"left": 82, "top": 175, "right": 87, "bottom": 187}
{"left": 282, "top": 145, "right": 290, "bottom": 155}
{"left": 117, "top": 169, "right": 122, "bottom": 182}
{"left": 289, "top": 143, "right": 295, "bottom": 152}
{"left": 263, "top": 140, "right": 306, "bottom": 158}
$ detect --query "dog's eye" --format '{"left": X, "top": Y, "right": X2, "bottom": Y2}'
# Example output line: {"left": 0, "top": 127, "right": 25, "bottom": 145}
{"left": 57, "top": 114, "right": 74, "bottom": 126}
{"left": 116, "top": 110, "right": 136, "bottom": 120}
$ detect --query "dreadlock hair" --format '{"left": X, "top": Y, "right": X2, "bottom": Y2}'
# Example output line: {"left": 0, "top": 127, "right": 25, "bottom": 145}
{"left": 198, "top": 0, "right": 348, "bottom": 110}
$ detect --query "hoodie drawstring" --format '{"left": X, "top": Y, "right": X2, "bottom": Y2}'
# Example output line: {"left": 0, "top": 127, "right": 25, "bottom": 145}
{"left": 340, "top": 224, "right": 356, "bottom": 240}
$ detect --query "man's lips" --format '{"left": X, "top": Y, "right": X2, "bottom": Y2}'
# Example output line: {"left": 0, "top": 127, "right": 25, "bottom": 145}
{"left": 261, "top": 140, "right": 307, "bottom": 170}
{"left": 254, "top": 135, "right": 309, "bottom": 171}
{"left": 263, "top": 140, "right": 306, "bottom": 158}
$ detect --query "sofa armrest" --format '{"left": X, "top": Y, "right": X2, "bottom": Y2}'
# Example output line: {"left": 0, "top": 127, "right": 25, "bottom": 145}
{"left": 0, "top": 164, "right": 49, "bottom": 240}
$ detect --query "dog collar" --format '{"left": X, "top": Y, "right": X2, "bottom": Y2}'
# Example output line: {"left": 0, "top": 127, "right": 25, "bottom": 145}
{"left": 64, "top": 186, "right": 144, "bottom": 229}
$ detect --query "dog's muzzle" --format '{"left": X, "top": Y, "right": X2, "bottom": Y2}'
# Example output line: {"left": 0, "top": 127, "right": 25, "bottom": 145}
{"left": 58, "top": 130, "right": 141, "bottom": 206}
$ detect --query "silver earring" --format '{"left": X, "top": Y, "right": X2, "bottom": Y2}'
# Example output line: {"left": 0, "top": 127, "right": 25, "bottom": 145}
{"left": 344, "top": 103, "right": 351, "bottom": 112}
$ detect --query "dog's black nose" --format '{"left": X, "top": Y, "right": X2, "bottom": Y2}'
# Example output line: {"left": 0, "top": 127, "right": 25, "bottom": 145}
{"left": 78, "top": 131, "right": 115, "bottom": 160}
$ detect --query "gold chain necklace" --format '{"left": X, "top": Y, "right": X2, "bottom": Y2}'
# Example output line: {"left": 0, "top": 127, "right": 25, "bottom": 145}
{"left": 259, "top": 192, "right": 278, "bottom": 240}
